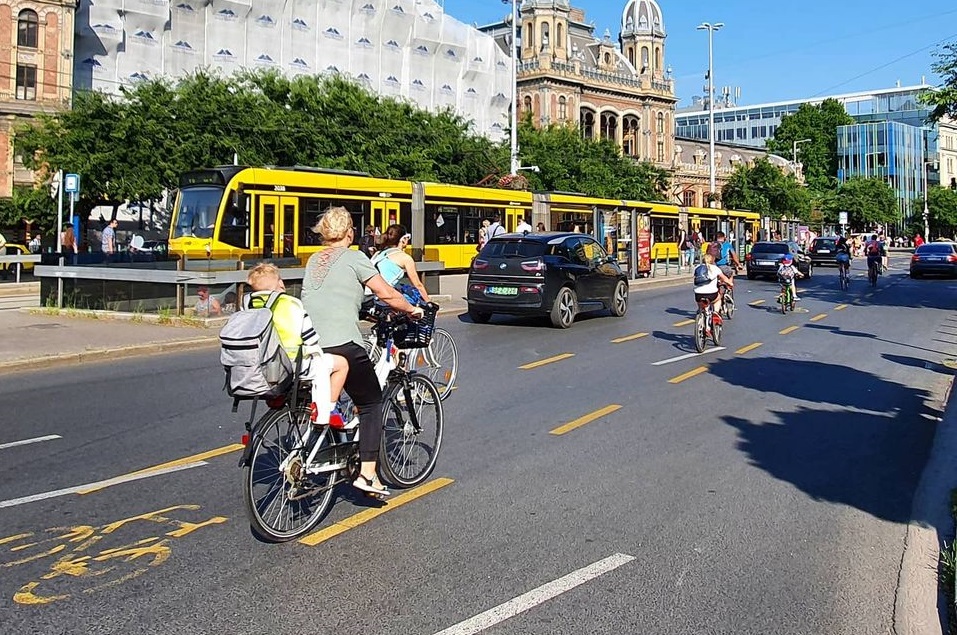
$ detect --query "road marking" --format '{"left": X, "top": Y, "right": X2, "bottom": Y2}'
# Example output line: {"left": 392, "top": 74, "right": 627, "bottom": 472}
{"left": 668, "top": 366, "right": 708, "bottom": 384}
{"left": 519, "top": 353, "right": 575, "bottom": 370}
{"left": 300, "top": 478, "right": 454, "bottom": 546}
{"left": 611, "top": 332, "right": 648, "bottom": 344}
{"left": 652, "top": 347, "right": 726, "bottom": 366}
{"left": 0, "top": 435, "right": 62, "bottom": 451}
{"left": 0, "top": 462, "right": 206, "bottom": 510}
{"left": 549, "top": 405, "right": 622, "bottom": 436}
{"left": 749, "top": 300, "right": 765, "bottom": 306}
{"left": 835, "top": 304, "right": 849, "bottom": 311}
{"left": 78, "top": 444, "right": 245, "bottom": 494}
{"left": 672, "top": 319, "right": 695, "bottom": 327}
{"left": 431, "top": 553, "right": 635, "bottom": 635}
{"left": 810, "top": 313, "right": 828, "bottom": 322}
{"left": 735, "top": 342, "right": 763, "bottom": 355}
{"left": 779, "top": 326, "right": 800, "bottom": 335}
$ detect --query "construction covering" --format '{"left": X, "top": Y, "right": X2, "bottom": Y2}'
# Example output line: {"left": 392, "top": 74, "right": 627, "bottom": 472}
{"left": 73, "top": 0, "right": 511, "bottom": 140}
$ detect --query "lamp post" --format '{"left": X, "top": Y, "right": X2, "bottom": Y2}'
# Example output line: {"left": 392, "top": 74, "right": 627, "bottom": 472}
{"left": 793, "top": 138, "right": 811, "bottom": 172}
{"left": 507, "top": 0, "right": 519, "bottom": 176}
{"left": 697, "top": 22, "right": 723, "bottom": 206}
{"left": 923, "top": 159, "right": 937, "bottom": 240}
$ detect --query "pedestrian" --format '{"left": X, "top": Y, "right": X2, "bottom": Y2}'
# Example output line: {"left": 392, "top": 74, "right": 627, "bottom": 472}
{"left": 358, "top": 225, "right": 377, "bottom": 257}
{"left": 773, "top": 230, "right": 783, "bottom": 241}
{"left": 516, "top": 216, "right": 532, "bottom": 234}
{"left": 194, "top": 285, "right": 221, "bottom": 317}
{"left": 536, "top": 222, "right": 546, "bottom": 232}
{"left": 487, "top": 215, "right": 505, "bottom": 240}
{"left": 28, "top": 233, "right": 41, "bottom": 253}
{"left": 61, "top": 226, "right": 76, "bottom": 264}
{"left": 914, "top": 233, "right": 925, "bottom": 248}
{"left": 101, "top": 219, "right": 118, "bottom": 262}
{"left": 476, "top": 219, "right": 490, "bottom": 252}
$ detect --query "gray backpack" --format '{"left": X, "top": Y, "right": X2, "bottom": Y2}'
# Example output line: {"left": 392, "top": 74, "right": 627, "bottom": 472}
{"left": 219, "top": 292, "right": 293, "bottom": 399}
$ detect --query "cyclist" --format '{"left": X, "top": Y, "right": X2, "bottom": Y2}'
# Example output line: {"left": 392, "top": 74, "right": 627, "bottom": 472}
{"left": 777, "top": 254, "right": 803, "bottom": 303}
{"left": 370, "top": 224, "right": 431, "bottom": 304}
{"left": 834, "top": 233, "right": 852, "bottom": 281}
{"left": 708, "top": 231, "right": 741, "bottom": 305}
{"left": 864, "top": 234, "right": 885, "bottom": 280}
{"left": 693, "top": 253, "right": 734, "bottom": 322}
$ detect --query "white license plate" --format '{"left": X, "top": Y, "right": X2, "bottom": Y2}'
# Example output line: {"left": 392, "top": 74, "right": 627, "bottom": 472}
{"left": 758, "top": 260, "right": 775, "bottom": 266}
{"left": 817, "top": 249, "right": 830, "bottom": 254}
{"left": 488, "top": 286, "right": 518, "bottom": 296}
{"left": 927, "top": 257, "right": 944, "bottom": 262}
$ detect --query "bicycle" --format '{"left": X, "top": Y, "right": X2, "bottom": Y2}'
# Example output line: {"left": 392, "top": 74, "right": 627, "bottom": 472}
{"left": 837, "top": 254, "right": 850, "bottom": 291}
{"left": 239, "top": 305, "right": 444, "bottom": 542}
{"left": 778, "top": 276, "right": 795, "bottom": 313}
{"left": 867, "top": 258, "right": 880, "bottom": 287}
{"left": 717, "top": 265, "right": 738, "bottom": 320}
{"left": 693, "top": 295, "right": 723, "bottom": 353}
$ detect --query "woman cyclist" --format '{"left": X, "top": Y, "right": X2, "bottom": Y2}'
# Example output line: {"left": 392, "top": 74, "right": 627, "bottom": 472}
{"left": 301, "top": 208, "right": 424, "bottom": 498}
{"left": 835, "top": 233, "right": 852, "bottom": 280}
{"left": 693, "top": 253, "right": 733, "bottom": 320}
{"left": 371, "top": 224, "right": 431, "bottom": 303}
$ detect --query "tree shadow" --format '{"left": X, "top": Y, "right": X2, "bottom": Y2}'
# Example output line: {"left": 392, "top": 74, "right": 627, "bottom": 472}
{"left": 651, "top": 330, "right": 695, "bottom": 353}
{"left": 805, "top": 323, "right": 952, "bottom": 357}
{"left": 882, "top": 353, "right": 956, "bottom": 375}
{"left": 711, "top": 356, "right": 939, "bottom": 525}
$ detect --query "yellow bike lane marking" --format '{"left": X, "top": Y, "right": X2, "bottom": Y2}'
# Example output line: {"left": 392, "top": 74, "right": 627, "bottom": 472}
{"left": 611, "top": 332, "right": 648, "bottom": 344}
{"left": 519, "top": 353, "right": 575, "bottom": 370}
{"left": 549, "top": 405, "right": 622, "bottom": 436}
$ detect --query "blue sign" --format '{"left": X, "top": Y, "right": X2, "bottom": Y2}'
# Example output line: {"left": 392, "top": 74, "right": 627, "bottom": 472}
{"left": 64, "top": 173, "right": 80, "bottom": 194}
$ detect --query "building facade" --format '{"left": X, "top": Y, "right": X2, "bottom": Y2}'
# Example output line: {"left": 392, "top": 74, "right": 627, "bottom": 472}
{"left": 0, "top": 0, "right": 75, "bottom": 197}
{"left": 480, "top": 0, "right": 677, "bottom": 166}
{"left": 940, "top": 117, "right": 957, "bottom": 191}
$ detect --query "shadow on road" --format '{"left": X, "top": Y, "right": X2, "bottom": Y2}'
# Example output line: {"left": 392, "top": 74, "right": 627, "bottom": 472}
{"left": 651, "top": 329, "right": 695, "bottom": 353}
{"left": 805, "top": 323, "right": 952, "bottom": 357}
{"left": 882, "top": 353, "right": 957, "bottom": 375}
{"left": 710, "top": 356, "right": 939, "bottom": 524}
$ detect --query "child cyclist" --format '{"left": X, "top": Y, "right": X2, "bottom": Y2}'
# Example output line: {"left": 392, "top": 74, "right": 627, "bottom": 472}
{"left": 777, "top": 254, "right": 804, "bottom": 302}
{"left": 245, "top": 263, "right": 348, "bottom": 426}
{"left": 693, "top": 253, "right": 734, "bottom": 320}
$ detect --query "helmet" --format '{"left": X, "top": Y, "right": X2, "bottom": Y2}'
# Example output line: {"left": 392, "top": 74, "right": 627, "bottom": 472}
{"left": 781, "top": 254, "right": 793, "bottom": 264}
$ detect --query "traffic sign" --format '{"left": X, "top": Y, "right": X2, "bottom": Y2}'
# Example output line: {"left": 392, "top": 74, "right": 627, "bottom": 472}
{"left": 838, "top": 211, "right": 848, "bottom": 225}
{"left": 64, "top": 173, "right": 80, "bottom": 194}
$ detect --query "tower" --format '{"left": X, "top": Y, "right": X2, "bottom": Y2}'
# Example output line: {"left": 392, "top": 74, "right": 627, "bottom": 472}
{"left": 519, "top": 0, "right": 572, "bottom": 64}
{"left": 620, "top": 0, "right": 666, "bottom": 77}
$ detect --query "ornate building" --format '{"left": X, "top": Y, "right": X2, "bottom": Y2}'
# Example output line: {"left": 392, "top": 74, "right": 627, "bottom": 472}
{"left": 0, "top": 0, "right": 75, "bottom": 198}
{"left": 481, "top": 0, "right": 677, "bottom": 167}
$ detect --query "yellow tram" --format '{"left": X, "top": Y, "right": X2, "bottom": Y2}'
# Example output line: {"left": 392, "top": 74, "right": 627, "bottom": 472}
{"left": 168, "top": 165, "right": 759, "bottom": 270}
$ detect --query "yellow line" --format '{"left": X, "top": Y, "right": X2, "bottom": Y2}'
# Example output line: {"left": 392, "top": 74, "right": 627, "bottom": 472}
{"left": 519, "top": 353, "right": 575, "bottom": 370}
{"left": 749, "top": 300, "right": 766, "bottom": 306}
{"left": 78, "top": 444, "right": 245, "bottom": 495}
{"left": 779, "top": 326, "right": 800, "bottom": 335}
{"left": 611, "top": 332, "right": 649, "bottom": 344}
{"left": 668, "top": 366, "right": 708, "bottom": 384}
{"left": 673, "top": 319, "right": 695, "bottom": 327}
{"left": 735, "top": 342, "right": 763, "bottom": 355}
{"left": 810, "top": 313, "right": 828, "bottom": 322}
{"left": 549, "top": 405, "right": 623, "bottom": 436}
{"left": 835, "top": 304, "right": 849, "bottom": 311}
{"left": 299, "top": 478, "right": 454, "bottom": 546}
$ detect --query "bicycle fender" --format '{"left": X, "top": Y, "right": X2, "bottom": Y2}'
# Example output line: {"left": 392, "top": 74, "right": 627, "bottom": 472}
{"left": 238, "top": 416, "right": 271, "bottom": 468}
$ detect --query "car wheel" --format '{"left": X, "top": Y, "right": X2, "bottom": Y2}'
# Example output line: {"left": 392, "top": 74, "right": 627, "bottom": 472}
{"left": 609, "top": 280, "right": 628, "bottom": 317}
{"left": 468, "top": 309, "right": 492, "bottom": 324}
{"left": 550, "top": 287, "right": 577, "bottom": 329}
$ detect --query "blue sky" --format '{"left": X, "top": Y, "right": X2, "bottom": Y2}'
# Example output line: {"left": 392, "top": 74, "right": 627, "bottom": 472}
{"left": 441, "top": 0, "right": 957, "bottom": 107}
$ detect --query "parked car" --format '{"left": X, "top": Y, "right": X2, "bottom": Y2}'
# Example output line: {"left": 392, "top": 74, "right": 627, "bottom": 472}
{"left": 910, "top": 242, "right": 957, "bottom": 278}
{"left": 807, "top": 237, "right": 840, "bottom": 266}
{"left": 0, "top": 244, "right": 36, "bottom": 279}
{"left": 745, "top": 241, "right": 813, "bottom": 280}
{"left": 467, "top": 232, "right": 629, "bottom": 328}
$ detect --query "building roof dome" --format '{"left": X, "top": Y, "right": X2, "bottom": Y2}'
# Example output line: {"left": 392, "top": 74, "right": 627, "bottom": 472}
{"left": 622, "top": 0, "right": 665, "bottom": 37}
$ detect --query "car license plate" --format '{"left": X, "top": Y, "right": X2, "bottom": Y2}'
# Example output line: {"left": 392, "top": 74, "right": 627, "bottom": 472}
{"left": 927, "top": 257, "right": 944, "bottom": 262}
{"left": 758, "top": 260, "right": 775, "bottom": 266}
{"left": 817, "top": 249, "right": 830, "bottom": 254}
{"left": 488, "top": 286, "right": 518, "bottom": 296}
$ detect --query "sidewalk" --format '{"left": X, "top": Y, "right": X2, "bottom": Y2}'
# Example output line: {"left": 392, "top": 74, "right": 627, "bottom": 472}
{"left": 0, "top": 272, "right": 693, "bottom": 374}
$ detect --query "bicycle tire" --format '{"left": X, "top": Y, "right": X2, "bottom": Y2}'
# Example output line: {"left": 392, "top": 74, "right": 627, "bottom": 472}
{"left": 378, "top": 375, "right": 444, "bottom": 488}
{"left": 408, "top": 327, "right": 458, "bottom": 401}
{"left": 242, "top": 406, "right": 336, "bottom": 542}
{"left": 712, "top": 318, "right": 722, "bottom": 346}
{"left": 723, "top": 290, "right": 735, "bottom": 320}
{"left": 694, "top": 311, "right": 707, "bottom": 353}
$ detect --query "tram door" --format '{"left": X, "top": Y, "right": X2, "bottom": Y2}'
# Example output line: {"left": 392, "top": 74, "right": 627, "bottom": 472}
{"left": 371, "top": 200, "right": 401, "bottom": 234}
{"left": 256, "top": 195, "right": 297, "bottom": 259}
{"left": 505, "top": 208, "right": 524, "bottom": 233}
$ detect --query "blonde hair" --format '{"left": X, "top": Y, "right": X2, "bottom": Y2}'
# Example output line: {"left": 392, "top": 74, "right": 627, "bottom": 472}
{"left": 246, "top": 263, "right": 281, "bottom": 291}
{"left": 702, "top": 253, "right": 715, "bottom": 265}
{"left": 316, "top": 206, "right": 353, "bottom": 243}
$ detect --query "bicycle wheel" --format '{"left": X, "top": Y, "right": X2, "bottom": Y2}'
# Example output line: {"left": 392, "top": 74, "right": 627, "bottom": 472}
{"left": 722, "top": 289, "right": 735, "bottom": 320}
{"left": 408, "top": 328, "right": 458, "bottom": 401}
{"left": 242, "top": 406, "right": 336, "bottom": 542}
{"left": 694, "top": 311, "right": 707, "bottom": 353}
{"left": 378, "top": 375, "right": 444, "bottom": 488}
{"left": 711, "top": 316, "right": 722, "bottom": 346}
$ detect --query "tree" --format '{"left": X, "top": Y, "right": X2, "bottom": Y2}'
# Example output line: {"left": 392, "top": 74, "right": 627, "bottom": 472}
{"left": 721, "top": 158, "right": 812, "bottom": 220}
{"left": 766, "top": 99, "right": 854, "bottom": 192}
{"left": 828, "top": 177, "right": 898, "bottom": 227}
{"left": 0, "top": 186, "right": 56, "bottom": 233}
{"left": 920, "top": 42, "right": 957, "bottom": 122}
{"left": 921, "top": 186, "right": 957, "bottom": 236}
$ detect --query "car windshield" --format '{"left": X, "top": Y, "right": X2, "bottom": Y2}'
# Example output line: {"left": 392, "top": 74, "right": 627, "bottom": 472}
{"left": 916, "top": 244, "right": 954, "bottom": 254}
{"left": 481, "top": 240, "right": 547, "bottom": 258}
{"left": 753, "top": 242, "right": 789, "bottom": 253}
{"left": 173, "top": 186, "right": 223, "bottom": 239}
{"left": 812, "top": 239, "right": 835, "bottom": 248}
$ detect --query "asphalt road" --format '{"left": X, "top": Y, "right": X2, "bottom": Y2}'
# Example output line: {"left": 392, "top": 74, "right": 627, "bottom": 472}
{"left": 0, "top": 254, "right": 954, "bottom": 635}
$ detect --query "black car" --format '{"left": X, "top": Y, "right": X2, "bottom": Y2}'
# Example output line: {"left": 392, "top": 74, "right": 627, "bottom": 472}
{"left": 745, "top": 241, "right": 813, "bottom": 280}
{"left": 807, "top": 237, "right": 840, "bottom": 266}
{"left": 910, "top": 242, "right": 957, "bottom": 278}
{"left": 467, "top": 232, "right": 628, "bottom": 328}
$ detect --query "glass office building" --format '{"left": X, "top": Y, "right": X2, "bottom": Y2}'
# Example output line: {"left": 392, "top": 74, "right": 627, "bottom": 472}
{"left": 837, "top": 121, "right": 925, "bottom": 231}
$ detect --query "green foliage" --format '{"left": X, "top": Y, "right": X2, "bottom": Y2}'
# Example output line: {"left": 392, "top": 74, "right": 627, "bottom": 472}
{"left": 766, "top": 99, "right": 854, "bottom": 192}
{"left": 921, "top": 186, "right": 957, "bottom": 235}
{"left": 0, "top": 186, "right": 55, "bottom": 232}
{"left": 721, "top": 158, "right": 811, "bottom": 220}
{"left": 920, "top": 42, "right": 957, "bottom": 122}
{"left": 827, "top": 177, "right": 899, "bottom": 227}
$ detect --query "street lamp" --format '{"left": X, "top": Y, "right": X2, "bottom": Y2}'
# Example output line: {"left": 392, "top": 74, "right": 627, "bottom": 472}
{"left": 793, "top": 138, "right": 811, "bottom": 171}
{"left": 506, "top": 0, "right": 520, "bottom": 176}
{"left": 697, "top": 22, "right": 724, "bottom": 207}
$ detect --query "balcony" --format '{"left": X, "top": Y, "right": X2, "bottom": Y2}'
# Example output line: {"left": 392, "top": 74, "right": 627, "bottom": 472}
{"left": 517, "top": 58, "right": 675, "bottom": 97}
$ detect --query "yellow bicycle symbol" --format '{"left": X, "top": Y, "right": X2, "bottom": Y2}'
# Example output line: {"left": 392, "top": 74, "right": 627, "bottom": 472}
{"left": 0, "top": 505, "right": 227, "bottom": 605}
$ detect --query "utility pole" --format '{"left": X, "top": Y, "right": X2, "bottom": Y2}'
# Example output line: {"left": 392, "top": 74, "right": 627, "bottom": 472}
{"left": 697, "top": 22, "right": 723, "bottom": 206}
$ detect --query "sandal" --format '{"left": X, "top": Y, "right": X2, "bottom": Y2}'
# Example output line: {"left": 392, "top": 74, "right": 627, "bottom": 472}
{"left": 353, "top": 474, "right": 391, "bottom": 497}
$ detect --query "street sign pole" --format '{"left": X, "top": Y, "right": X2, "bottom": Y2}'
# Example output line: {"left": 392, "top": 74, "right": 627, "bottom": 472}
{"left": 56, "top": 173, "right": 64, "bottom": 308}
{"left": 59, "top": 174, "right": 80, "bottom": 308}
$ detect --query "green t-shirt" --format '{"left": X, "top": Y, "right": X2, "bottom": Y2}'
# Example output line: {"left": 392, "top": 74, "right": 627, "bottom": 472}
{"left": 301, "top": 247, "right": 378, "bottom": 347}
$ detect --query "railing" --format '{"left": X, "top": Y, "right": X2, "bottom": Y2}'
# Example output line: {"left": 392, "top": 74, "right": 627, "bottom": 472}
{"left": 0, "top": 253, "right": 42, "bottom": 283}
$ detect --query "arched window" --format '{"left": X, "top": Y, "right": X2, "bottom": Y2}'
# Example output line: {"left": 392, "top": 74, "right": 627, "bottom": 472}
{"left": 627, "top": 47, "right": 634, "bottom": 67}
{"left": 604, "top": 52, "right": 611, "bottom": 65}
{"left": 526, "top": 23, "right": 534, "bottom": 49}
{"left": 600, "top": 112, "right": 618, "bottom": 141}
{"left": 654, "top": 47, "right": 661, "bottom": 72}
{"left": 581, "top": 108, "right": 596, "bottom": 140}
{"left": 623, "top": 116, "right": 640, "bottom": 157}
{"left": 523, "top": 95, "right": 533, "bottom": 115}
{"left": 558, "top": 96, "right": 568, "bottom": 122}
{"left": 541, "top": 22, "right": 549, "bottom": 50}
{"left": 556, "top": 23, "right": 563, "bottom": 49}
{"left": 18, "top": 9, "right": 39, "bottom": 48}
{"left": 656, "top": 112, "right": 665, "bottom": 134}
{"left": 640, "top": 47, "right": 649, "bottom": 72}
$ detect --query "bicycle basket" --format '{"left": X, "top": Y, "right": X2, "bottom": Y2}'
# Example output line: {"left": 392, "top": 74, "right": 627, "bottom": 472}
{"left": 393, "top": 303, "right": 438, "bottom": 349}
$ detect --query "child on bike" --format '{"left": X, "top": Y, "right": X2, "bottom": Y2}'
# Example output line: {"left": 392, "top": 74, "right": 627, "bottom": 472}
{"left": 777, "top": 255, "right": 803, "bottom": 302}
{"left": 245, "top": 263, "right": 348, "bottom": 426}
{"left": 693, "top": 253, "right": 733, "bottom": 320}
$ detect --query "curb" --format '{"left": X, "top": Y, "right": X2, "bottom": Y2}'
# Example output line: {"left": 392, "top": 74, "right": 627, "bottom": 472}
{"left": 0, "top": 337, "right": 220, "bottom": 375}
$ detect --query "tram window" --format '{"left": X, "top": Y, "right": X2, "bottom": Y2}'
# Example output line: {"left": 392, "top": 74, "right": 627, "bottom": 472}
{"left": 300, "top": 198, "right": 328, "bottom": 246}
{"left": 219, "top": 191, "right": 249, "bottom": 249}
{"left": 425, "top": 205, "right": 460, "bottom": 244}
{"left": 650, "top": 217, "right": 678, "bottom": 243}
{"left": 283, "top": 204, "right": 295, "bottom": 257}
